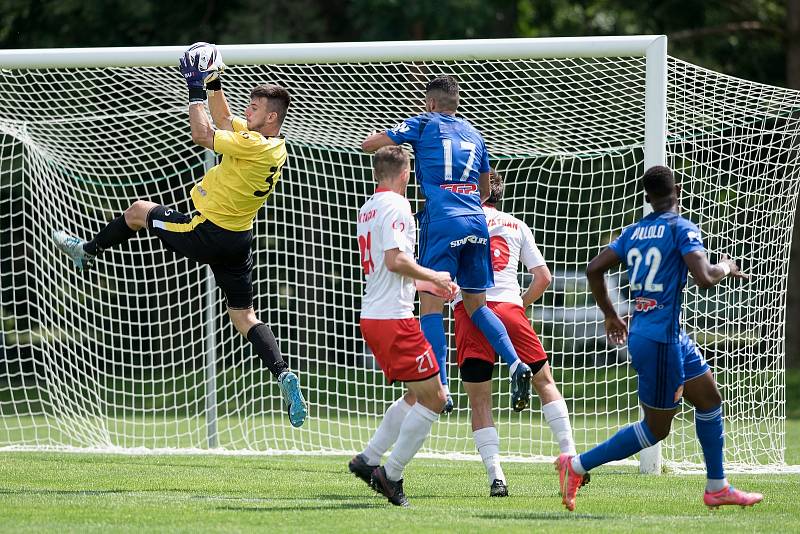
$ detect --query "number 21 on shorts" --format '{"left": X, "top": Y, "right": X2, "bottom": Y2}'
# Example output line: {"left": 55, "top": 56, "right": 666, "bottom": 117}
{"left": 416, "top": 350, "right": 434, "bottom": 373}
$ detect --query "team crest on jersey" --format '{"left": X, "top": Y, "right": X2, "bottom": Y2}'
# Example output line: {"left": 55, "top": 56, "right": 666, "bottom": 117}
{"left": 687, "top": 230, "right": 702, "bottom": 243}
{"left": 391, "top": 121, "right": 411, "bottom": 133}
{"left": 635, "top": 297, "right": 661, "bottom": 312}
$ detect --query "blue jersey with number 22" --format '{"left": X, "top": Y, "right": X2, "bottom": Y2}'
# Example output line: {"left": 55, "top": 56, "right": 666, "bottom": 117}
{"left": 386, "top": 113, "right": 490, "bottom": 222}
{"left": 608, "top": 211, "right": 705, "bottom": 344}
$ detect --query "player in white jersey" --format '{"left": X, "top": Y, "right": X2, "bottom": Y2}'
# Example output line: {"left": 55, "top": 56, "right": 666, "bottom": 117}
{"left": 349, "top": 146, "right": 458, "bottom": 507}
{"left": 452, "top": 170, "right": 582, "bottom": 496}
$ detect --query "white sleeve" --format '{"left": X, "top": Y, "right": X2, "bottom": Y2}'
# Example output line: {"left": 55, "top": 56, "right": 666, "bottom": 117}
{"left": 378, "top": 206, "right": 414, "bottom": 254}
{"left": 519, "top": 224, "right": 546, "bottom": 270}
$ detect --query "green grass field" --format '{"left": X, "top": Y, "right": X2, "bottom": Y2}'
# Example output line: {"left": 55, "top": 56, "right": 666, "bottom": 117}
{"left": 0, "top": 419, "right": 797, "bottom": 533}
{"left": 2, "top": 368, "right": 797, "bottom": 532}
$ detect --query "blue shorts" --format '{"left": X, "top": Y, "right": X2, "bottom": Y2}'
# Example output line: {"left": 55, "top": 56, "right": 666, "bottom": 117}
{"left": 418, "top": 214, "right": 494, "bottom": 292}
{"left": 628, "top": 331, "right": 709, "bottom": 410}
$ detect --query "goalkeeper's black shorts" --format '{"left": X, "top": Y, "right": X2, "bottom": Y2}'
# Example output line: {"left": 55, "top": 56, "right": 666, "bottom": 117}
{"left": 147, "top": 204, "right": 254, "bottom": 309}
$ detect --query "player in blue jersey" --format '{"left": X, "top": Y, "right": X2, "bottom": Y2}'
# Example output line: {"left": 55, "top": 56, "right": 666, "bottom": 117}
{"left": 556, "top": 165, "right": 763, "bottom": 511}
{"left": 362, "top": 76, "right": 533, "bottom": 412}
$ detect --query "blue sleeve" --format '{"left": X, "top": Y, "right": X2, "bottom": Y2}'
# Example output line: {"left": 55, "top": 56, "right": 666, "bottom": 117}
{"left": 607, "top": 227, "right": 629, "bottom": 261}
{"left": 677, "top": 220, "right": 705, "bottom": 256}
{"left": 479, "top": 141, "right": 490, "bottom": 173}
{"left": 385, "top": 115, "right": 422, "bottom": 146}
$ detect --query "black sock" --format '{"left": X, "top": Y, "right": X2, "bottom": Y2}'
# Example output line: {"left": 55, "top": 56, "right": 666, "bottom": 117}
{"left": 246, "top": 323, "right": 289, "bottom": 379}
{"left": 83, "top": 215, "right": 138, "bottom": 256}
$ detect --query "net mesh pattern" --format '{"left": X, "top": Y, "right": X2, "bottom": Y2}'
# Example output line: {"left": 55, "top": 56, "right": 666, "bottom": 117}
{"left": 0, "top": 54, "right": 798, "bottom": 471}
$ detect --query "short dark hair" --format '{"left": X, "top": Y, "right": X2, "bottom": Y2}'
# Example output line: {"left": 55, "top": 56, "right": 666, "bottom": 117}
{"left": 250, "top": 84, "right": 290, "bottom": 124}
{"left": 642, "top": 165, "right": 675, "bottom": 199}
{"left": 486, "top": 168, "right": 504, "bottom": 204}
{"left": 425, "top": 75, "right": 459, "bottom": 110}
{"left": 373, "top": 146, "right": 409, "bottom": 181}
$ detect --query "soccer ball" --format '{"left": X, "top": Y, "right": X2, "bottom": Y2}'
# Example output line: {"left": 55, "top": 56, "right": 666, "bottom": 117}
{"left": 185, "top": 42, "right": 225, "bottom": 84}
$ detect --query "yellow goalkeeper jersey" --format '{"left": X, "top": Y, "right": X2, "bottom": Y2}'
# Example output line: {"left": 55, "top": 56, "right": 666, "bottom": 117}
{"left": 190, "top": 117, "right": 287, "bottom": 231}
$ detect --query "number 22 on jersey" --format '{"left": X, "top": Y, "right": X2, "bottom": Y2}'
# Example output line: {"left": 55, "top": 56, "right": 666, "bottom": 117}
{"left": 627, "top": 246, "right": 663, "bottom": 292}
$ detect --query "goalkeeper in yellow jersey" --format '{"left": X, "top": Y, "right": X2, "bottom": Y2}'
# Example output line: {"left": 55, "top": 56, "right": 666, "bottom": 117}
{"left": 52, "top": 42, "right": 308, "bottom": 428}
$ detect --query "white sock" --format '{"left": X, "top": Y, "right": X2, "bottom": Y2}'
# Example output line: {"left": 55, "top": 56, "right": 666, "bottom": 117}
{"left": 542, "top": 399, "right": 576, "bottom": 455}
{"left": 571, "top": 455, "right": 587, "bottom": 475}
{"left": 362, "top": 397, "right": 413, "bottom": 466}
{"left": 384, "top": 402, "right": 439, "bottom": 481}
{"left": 509, "top": 360, "right": 520, "bottom": 376}
{"left": 706, "top": 478, "right": 728, "bottom": 492}
{"left": 473, "top": 426, "right": 505, "bottom": 484}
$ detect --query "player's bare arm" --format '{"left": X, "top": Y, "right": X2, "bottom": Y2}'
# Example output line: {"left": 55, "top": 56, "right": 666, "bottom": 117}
{"left": 188, "top": 103, "right": 215, "bottom": 150}
{"left": 361, "top": 132, "right": 397, "bottom": 153}
{"left": 684, "top": 251, "right": 748, "bottom": 288}
{"left": 586, "top": 247, "right": 627, "bottom": 344}
{"left": 521, "top": 264, "right": 552, "bottom": 308}
{"left": 384, "top": 248, "right": 457, "bottom": 297}
{"left": 207, "top": 89, "right": 235, "bottom": 131}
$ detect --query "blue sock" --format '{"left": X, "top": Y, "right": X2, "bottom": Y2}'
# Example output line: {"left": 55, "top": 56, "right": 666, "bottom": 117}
{"left": 469, "top": 305, "right": 519, "bottom": 368}
{"left": 695, "top": 405, "right": 725, "bottom": 481}
{"left": 420, "top": 313, "right": 448, "bottom": 386}
{"left": 579, "top": 421, "right": 658, "bottom": 471}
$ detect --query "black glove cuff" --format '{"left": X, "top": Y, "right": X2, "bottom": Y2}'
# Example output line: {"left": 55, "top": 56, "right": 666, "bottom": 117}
{"left": 188, "top": 87, "right": 207, "bottom": 102}
{"left": 205, "top": 78, "right": 222, "bottom": 91}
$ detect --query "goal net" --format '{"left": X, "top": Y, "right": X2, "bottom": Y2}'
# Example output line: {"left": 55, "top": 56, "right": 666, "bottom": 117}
{"left": 0, "top": 37, "right": 797, "bottom": 472}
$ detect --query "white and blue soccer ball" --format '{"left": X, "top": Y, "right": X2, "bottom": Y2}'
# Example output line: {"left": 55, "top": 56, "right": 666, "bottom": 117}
{"left": 185, "top": 42, "right": 225, "bottom": 83}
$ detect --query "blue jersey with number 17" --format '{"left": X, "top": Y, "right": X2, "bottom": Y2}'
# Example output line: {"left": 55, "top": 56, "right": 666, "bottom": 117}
{"left": 385, "top": 112, "right": 490, "bottom": 222}
{"left": 608, "top": 211, "right": 706, "bottom": 344}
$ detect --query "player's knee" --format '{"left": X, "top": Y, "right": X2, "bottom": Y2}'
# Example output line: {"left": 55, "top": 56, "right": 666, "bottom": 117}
{"left": 227, "top": 308, "right": 258, "bottom": 336}
{"left": 643, "top": 417, "right": 672, "bottom": 442}
{"left": 124, "top": 200, "right": 149, "bottom": 229}
{"left": 418, "top": 384, "right": 447, "bottom": 412}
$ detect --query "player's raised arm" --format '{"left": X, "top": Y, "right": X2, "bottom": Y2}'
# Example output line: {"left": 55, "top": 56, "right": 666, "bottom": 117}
{"left": 362, "top": 132, "right": 397, "bottom": 153}
{"left": 207, "top": 83, "right": 235, "bottom": 132}
{"left": 586, "top": 247, "right": 627, "bottom": 345}
{"left": 684, "top": 252, "right": 748, "bottom": 288}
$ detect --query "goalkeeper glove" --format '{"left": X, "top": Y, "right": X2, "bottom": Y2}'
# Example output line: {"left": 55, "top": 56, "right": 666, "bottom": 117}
{"left": 179, "top": 52, "right": 206, "bottom": 103}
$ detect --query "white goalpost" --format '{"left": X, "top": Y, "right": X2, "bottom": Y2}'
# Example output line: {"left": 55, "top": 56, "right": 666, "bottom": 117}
{"left": 0, "top": 36, "right": 797, "bottom": 474}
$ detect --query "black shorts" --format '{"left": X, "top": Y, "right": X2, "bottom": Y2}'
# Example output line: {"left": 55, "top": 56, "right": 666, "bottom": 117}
{"left": 147, "top": 205, "right": 254, "bottom": 309}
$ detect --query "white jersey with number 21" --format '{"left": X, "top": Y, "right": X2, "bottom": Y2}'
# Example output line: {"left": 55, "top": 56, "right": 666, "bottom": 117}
{"left": 357, "top": 189, "right": 418, "bottom": 319}
{"left": 454, "top": 205, "right": 546, "bottom": 307}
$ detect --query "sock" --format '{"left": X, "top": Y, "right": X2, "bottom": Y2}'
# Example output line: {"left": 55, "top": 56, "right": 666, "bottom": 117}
{"left": 362, "top": 397, "right": 413, "bottom": 466}
{"left": 384, "top": 402, "right": 439, "bottom": 481}
{"left": 469, "top": 306, "right": 520, "bottom": 368}
{"left": 83, "top": 215, "right": 138, "bottom": 255}
{"left": 578, "top": 420, "right": 658, "bottom": 472}
{"left": 420, "top": 313, "right": 448, "bottom": 386}
{"left": 473, "top": 426, "right": 505, "bottom": 484}
{"left": 695, "top": 405, "right": 727, "bottom": 491}
{"left": 542, "top": 399, "right": 577, "bottom": 455}
{"left": 246, "top": 323, "right": 289, "bottom": 379}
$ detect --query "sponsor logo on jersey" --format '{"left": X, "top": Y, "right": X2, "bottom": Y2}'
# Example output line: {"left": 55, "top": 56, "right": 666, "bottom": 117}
{"left": 631, "top": 225, "right": 665, "bottom": 240}
{"left": 439, "top": 183, "right": 478, "bottom": 194}
{"left": 450, "top": 235, "right": 488, "bottom": 248}
{"left": 197, "top": 185, "right": 207, "bottom": 197}
{"left": 392, "top": 220, "right": 406, "bottom": 231}
{"left": 635, "top": 296, "right": 660, "bottom": 312}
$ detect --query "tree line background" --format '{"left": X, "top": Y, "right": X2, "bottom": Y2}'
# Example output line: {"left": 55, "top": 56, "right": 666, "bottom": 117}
{"left": 1, "top": 0, "right": 799, "bottom": 367}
